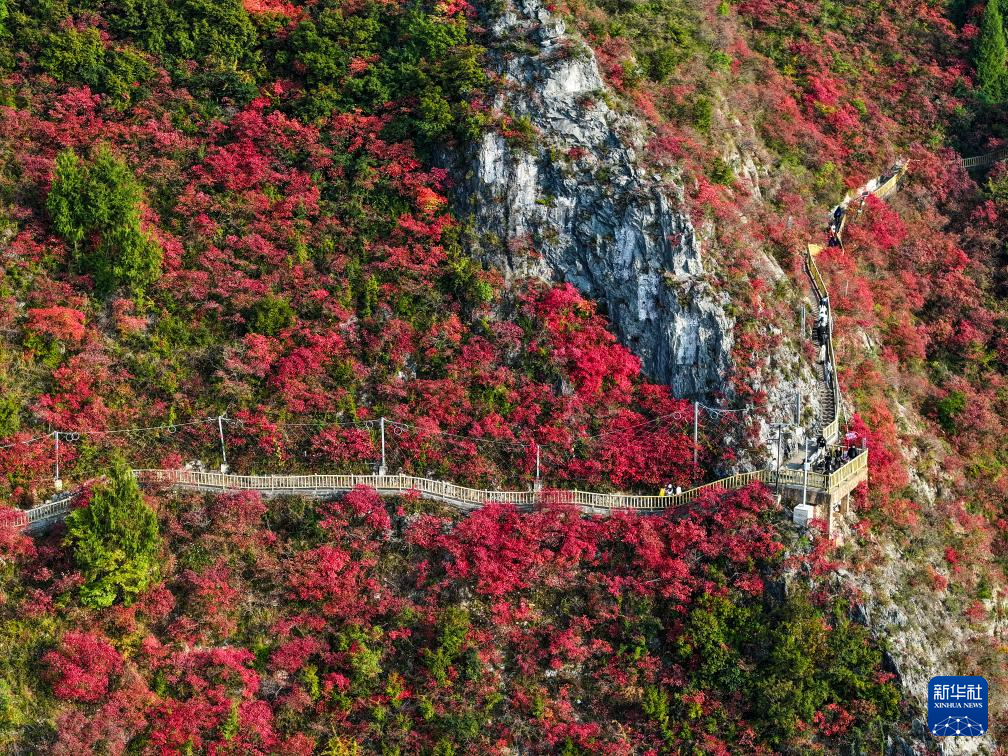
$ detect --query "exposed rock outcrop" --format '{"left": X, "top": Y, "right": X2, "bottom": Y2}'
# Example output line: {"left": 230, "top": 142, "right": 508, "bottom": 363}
{"left": 456, "top": 0, "right": 733, "bottom": 399}
{"left": 842, "top": 539, "right": 998, "bottom": 756}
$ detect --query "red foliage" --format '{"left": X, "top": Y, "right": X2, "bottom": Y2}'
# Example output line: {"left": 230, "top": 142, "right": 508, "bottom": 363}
{"left": 0, "top": 506, "right": 34, "bottom": 560}
{"left": 530, "top": 284, "right": 639, "bottom": 404}
{"left": 814, "top": 703, "right": 855, "bottom": 737}
{"left": 26, "top": 307, "right": 86, "bottom": 344}
{"left": 45, "top": 631, "right": 124, "bottom": 703}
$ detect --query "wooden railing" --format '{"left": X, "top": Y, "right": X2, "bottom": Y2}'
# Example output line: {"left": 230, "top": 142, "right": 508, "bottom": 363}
{"left": 872, "top": 165, "right": 907, "bottom": 199}
{"left": 134, "top": 469, "right": 753, "bottom": 511}
{"left": 13, "top": 451, "right": 869, "bottom": 530}
{"left": 824, "top": 449, "right": 868, "bottom": 492}
{"left": 773, "top": 465, "right": 828, "bottom": 491}
{"left": 25, "top": 497, "right": 75, "bottom": 526}
{"left": 962, "top": 146, "right": 1008, "bottom": 170}
{"left": 9, "top": 163, "right": 887, "bottom": 532}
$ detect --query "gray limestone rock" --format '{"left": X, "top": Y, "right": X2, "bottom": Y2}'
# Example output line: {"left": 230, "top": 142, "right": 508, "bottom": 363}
{"left": 455, "top": 0, "right": 733, "bottom": 399}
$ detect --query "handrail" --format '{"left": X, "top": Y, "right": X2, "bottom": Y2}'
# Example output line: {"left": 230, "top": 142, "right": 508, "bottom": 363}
{"left": 133, "top": 468, "right": 753, "bottom": 510}
{"left": 962, "top": 146, "right": 1008, "bottom": 169}
{"left": 811, "top": 161, "right": 910, "bottom": 444}
{"left": 872, "top": 166, "right": 906, "bottom": 200}
{"left": 10, "top": 452, "right": 867, "bottom": 530}
{"left": 825, "top": 450, "right": 868, "bottom": 492}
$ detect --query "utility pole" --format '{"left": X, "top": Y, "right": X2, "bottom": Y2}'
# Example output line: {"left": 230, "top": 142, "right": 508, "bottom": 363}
{"left": 693, "top": 401, "right": 699, "bottom": 468}
{"left": 218, "top": 415, "right": 229, "bottom": 473}
{"left": 54, "top": 432, "right": 62, "bottom": 492}
{"left": 800, "top": 303, "right": 806, "bottom": 338}
{"left": 379, "top": 417, "right": 387, "bottom": 476}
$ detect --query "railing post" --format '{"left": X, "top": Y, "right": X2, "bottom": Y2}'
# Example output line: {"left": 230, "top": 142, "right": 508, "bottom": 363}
{"left": 379, "top": 417, "right": 387, "bottom": 476}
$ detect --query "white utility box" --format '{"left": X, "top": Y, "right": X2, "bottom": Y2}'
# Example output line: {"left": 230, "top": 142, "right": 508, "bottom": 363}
{"left": 792, "top": 504, "right": 816, "bottom": 526}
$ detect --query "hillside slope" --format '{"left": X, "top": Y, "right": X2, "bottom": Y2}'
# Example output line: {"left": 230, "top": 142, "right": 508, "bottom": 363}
{"left": 539, "top": 0, "right": 1008, "bottom": 749}
{"left": 0, "top": 0, "right": 1005, "bottom": 752}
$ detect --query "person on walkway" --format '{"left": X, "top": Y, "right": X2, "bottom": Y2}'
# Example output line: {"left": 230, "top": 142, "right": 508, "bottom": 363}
{"left": 830, "top": 207, "right": 844, "bottom": 245}
{"left": 816, "top": 305, "right": 829, "bottom": 344}
{"left": 825, "top": 360, "right": 833, "bottom": 388}
{"left": 658, "top": 485, "right": 665, "bottom": 498}
{"left": 818, "top": 342, "right": 827, "bottom": 364}
{"left": 665, "top": 483, "right": 675, "bottom": 497}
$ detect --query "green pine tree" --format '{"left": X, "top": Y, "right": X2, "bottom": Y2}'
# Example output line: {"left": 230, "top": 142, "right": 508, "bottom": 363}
{"left": 64, "top": 458, "right": 162, "bottom": 608}
{"left": 47, "top": 149, "right": 87, "bottom": 257}
{"left": 47, "top": 145, "right": 163, "bottom": 298}
{"left": 976, "top": 0, "right": 1008, "bottom": 102}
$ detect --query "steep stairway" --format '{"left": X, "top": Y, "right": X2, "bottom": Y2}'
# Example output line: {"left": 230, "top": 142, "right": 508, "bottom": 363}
{"left": 814, "top": 359, "right": 836, "bottom": 440}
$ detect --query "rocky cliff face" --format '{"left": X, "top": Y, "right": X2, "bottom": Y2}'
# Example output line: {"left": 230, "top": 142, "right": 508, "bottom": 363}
{"left": 456, "top": 0, "right": 733, "bottom": 399}
{"left": 843, "top": 539, "right": 998, "bottom": 756}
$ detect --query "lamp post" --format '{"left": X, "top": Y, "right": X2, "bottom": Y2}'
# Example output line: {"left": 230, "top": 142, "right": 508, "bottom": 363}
{"left": 379, "top": 417, "right": 387, "bottom": 476}
{"left": 533, "top": 441, "right": 542, "bottom": 492}
{"left": 218, "top": 415, "right": 229, "bottom": 474}
{"left": 770, "top": 422, "right": 787, "bottom": 495}
{"left": 802, "top": 436, "right": 810, "bottom": 509}
{"left": 693, "top": 401, "right": 699, "bottom": 468}
{"left": 54, "top": 431, "right": 63, "bottom": 492}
